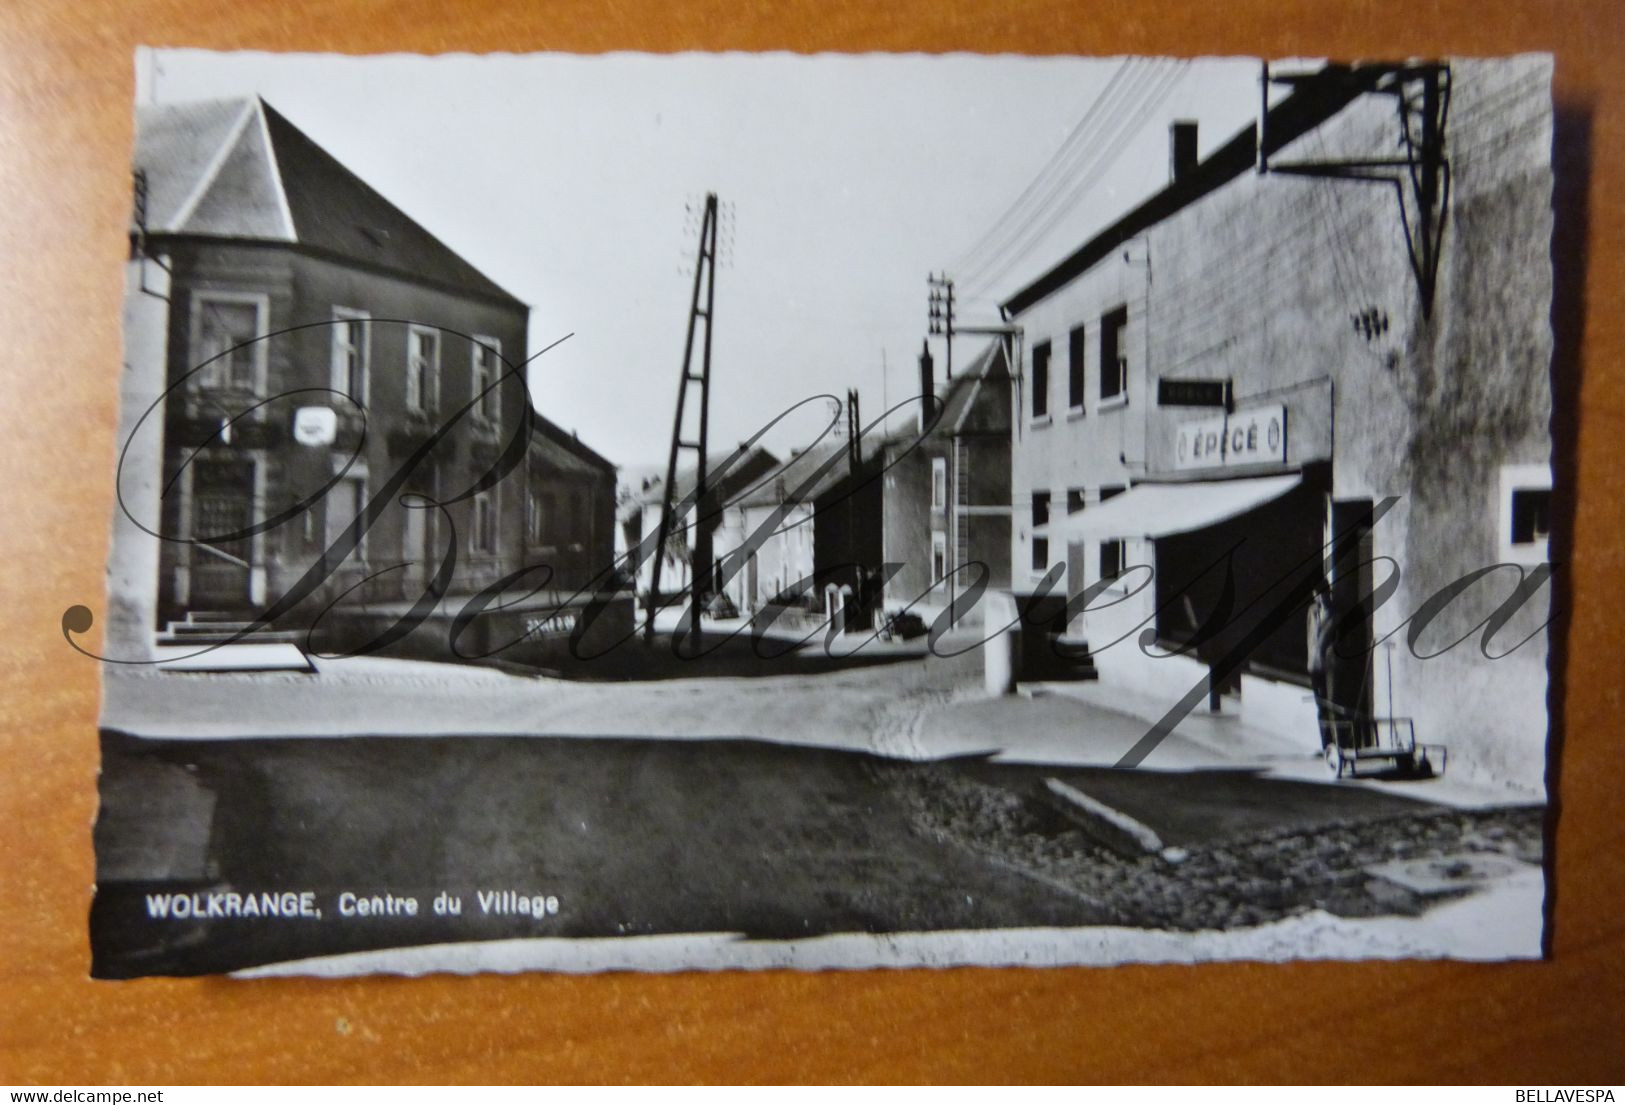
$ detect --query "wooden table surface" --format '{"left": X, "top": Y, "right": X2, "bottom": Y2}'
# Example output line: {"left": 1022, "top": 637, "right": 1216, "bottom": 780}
{"left": 2, "top": 0, "right": 1622, "bottom": 1085}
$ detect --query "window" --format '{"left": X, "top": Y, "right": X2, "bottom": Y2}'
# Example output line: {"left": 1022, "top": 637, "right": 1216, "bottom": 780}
{"left": 191, "top": 292, "right": 267, "bottom": 392}
{"left": 1096, "top": 488, "right": 1126, "bottom": 581}
{"left": 330, "top": 309, "right": 370, "bottom": 405}
{"left": 1031, "top": 491, "right": 1051, "bottom": 572}
{"left": 472, "top": 491, "right": 497, "bottom": 554}
{"left": 931, "top": 457, "right": 947, "bottom": 510}
{"left": 472, "top": 336, "right": 502, "bottom": 424}
{"left": 1499, "top": 463, "right": 1553, "bottom": 565}
{"left": 571, "top": 490, "right": 588, "bottom": 549}
{"left": 527, "top": 489, "right": 547, "bottom": 546}
{"left": 1030, "top": 340, "right": 1051, "bottom": 420}
{"left": 1068, "top": 325, "right": 1087, "bottom": 411}
{"left": 1066, "top": 487, "right": 1087, "bottom": 515}
{"left": 1510, "top": 489, "right": 1552, "bottom": 546}
{"left": 931, "top": 531, "right": 948, "bottom": 583}
{"left": 1100, "top": 306, "right": 1128, "bottom": 405}
{"left": 1100, "top": 539, "right": 1125, "bottom": 581}
{"left": 406, "top": 326, "right": 440, "bottom": 412}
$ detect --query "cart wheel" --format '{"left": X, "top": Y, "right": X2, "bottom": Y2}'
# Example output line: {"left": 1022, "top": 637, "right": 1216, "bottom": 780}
{"left": 1396, "top": 752, "right": 1416, "bottom": 775}
{"left": 1324, "top": 743, "right": 1346, "bottom": 779}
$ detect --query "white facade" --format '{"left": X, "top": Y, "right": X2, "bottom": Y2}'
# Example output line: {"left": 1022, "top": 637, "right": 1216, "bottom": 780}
{"left": 1006, "top": 60, "right": 1555, "bottom": 793}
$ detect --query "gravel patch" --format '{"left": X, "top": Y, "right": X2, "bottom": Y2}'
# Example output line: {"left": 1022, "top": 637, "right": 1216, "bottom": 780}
{"left": 887, "top": 764, "right": 1544, "bottom": 931}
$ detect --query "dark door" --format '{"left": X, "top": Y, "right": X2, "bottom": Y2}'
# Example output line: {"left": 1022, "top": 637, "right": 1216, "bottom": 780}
{"left": 1329, "top": 498, "right": 1376, "bottom": 720}
{"left": 190, "top": 458, "right": 254, "bottom": 607}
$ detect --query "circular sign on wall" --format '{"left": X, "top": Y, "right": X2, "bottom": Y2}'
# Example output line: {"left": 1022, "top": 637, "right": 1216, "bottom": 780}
{"left": 293, "top": 406, "right": 338, "bottom": 447}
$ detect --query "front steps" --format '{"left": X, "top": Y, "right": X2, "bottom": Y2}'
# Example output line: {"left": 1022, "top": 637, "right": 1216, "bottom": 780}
{"left": 154, "top": 612, "right": 314, "bottom": 673}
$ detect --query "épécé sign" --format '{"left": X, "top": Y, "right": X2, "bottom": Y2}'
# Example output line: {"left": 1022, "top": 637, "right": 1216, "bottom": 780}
{"left": 1175, "top": 404, "right": 1287, "bottom": 471}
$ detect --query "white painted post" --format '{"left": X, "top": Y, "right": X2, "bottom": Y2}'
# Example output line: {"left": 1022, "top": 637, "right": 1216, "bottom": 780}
{"left": 983, "top": 589, "right": 1020, "bottom": 696}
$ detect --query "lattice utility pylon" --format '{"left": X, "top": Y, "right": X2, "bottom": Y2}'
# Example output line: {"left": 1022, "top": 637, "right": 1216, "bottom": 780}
{"left": 646, "top": 192, "right": 720, "bottom": 642}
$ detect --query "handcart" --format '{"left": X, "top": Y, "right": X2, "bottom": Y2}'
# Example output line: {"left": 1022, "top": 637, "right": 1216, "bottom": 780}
{"left": 1317, "top": 702, "right": 1447, "bottom": 779}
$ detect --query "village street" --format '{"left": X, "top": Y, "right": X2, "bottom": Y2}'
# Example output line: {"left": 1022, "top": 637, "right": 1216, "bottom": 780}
{"left": 92, "top": 633, "right": 1545, "bottom": 977}
{"left": 109, "top": 611, "right": 1536, "bottom": 805}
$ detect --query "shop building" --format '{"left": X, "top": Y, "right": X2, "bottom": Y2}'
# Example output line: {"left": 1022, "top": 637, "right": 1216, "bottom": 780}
{"left": 1005, "top": 60, "right": 1554, "bottom": 790}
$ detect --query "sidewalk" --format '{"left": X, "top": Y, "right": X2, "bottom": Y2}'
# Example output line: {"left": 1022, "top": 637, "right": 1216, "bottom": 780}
{"left": 907, "top": 675, "right": 1534, "bottom": 809}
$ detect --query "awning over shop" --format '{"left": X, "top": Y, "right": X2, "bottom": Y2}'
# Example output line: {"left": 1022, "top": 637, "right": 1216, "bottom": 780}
{"left": 1037, "top": 473, "right": 1302, "bottom": 542}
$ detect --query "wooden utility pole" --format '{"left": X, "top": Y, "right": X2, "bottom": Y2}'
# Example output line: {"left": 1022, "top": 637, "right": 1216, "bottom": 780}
{"left": 646, "top": 193, "right": 720, "bottom": 643}
{"left": 928, "top": 272, "right": 955, "bottom": 381}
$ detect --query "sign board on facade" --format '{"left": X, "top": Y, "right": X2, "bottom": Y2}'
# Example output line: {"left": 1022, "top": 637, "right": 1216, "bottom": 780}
{"left": 1174, "top": 404, "right": 1287, "bottom": 471}
{"left": 293, "top": 406, "right": 338, "bottom": 447}
{"left": 1157, "top": 377, "right": 1232, "bottom": 408}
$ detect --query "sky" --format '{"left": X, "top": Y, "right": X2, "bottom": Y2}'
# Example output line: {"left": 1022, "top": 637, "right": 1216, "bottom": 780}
{"left": 140, "top": 48, "right": 1265, "bottom": 471}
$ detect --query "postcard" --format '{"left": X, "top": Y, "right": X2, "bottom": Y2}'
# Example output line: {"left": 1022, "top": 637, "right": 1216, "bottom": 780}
{"left": 86, "top": 48, "right": 1555, "bottom": 977}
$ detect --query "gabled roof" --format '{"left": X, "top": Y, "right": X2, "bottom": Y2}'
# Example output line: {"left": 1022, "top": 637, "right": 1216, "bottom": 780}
{"left": 737, "top": 434, "right": 889, "bottom": 508}
{"left": 625, "top": 445, "right": 782, "bottom": 514}
{"left": 133, "top": 97, "right": 525, "bottom": 307}
{"left": 529, "top": 413, "right": 616, "bottom": 477}
{"left": 879, "top": 338, "right": 1012, "bottom": 447}
{"left": 940, "top": 340, "right": 1012, "bottom": 437}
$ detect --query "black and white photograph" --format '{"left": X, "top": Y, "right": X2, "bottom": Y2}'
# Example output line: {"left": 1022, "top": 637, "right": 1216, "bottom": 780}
{"left": 87, "top": 47, "right": 1556, "bottom": 979}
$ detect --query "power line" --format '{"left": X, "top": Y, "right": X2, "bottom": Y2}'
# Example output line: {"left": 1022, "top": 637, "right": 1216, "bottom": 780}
{"left": 960, "top": 61, "right": 1188, "bottom": 295}
{"left": 948, "top": 58, "right": 1143, "bottom": 275}
{"left": 954, "top": 62, "right": 1167, "bottom": 289}
{"left": 961, "top": 62, "right": 1190, "bottom": 299}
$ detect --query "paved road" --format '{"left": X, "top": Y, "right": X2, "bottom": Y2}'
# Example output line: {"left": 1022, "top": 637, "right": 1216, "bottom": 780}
{"left": 88, "top": 725, "right": 1527, "bottom": 978}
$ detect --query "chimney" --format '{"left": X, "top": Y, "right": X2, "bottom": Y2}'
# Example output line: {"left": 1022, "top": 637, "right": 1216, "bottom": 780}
{"left": 846, "top": 388, "right": 862, "bottom": 468}
{"left": 918, "top": 338, "right": 937, "bottom": 429}
{"left": 1170, "top": 120, "right": 1199, "bottom": 182}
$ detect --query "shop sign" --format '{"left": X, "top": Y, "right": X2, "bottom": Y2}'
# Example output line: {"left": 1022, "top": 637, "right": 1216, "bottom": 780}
{"left": 1174, "top": 404, "right": 1287, "bottom": 471}
{"left": 1157, "top": 376, "right": 1232, "bottom": 408}
{"left": 293, "top": 406, "right": 338, "bottom": 447}
{"left": 524, "top": 610, "right": 579, "bottom": 638}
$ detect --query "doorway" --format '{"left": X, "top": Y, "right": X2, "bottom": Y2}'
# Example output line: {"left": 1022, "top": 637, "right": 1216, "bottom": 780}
{"left": 188, "top": 458, "right": 254, "bottom": 608}
{"left": 1328, "top": 498, "right": 1376, "bottom": 720}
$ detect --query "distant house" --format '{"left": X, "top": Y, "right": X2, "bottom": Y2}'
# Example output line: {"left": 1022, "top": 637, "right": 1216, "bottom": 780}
{"left": 714, "top": 452, "right": 816, "bottom": 616}
{"left": 809, "top": 437, "right": 888, "bottom": 629}
{"left": 618, "top": 445, "right": 781, "bottom": 605}
{"left": 127, "top": 97, "right": 621, "bottom": 659}
{"left": 524, "top": 420, "right": 618, "bottom": 593}
{"left": 881, "top": 339, "right": 1014, "bottom": 617}
{"left": 704, "top": 354, "right": 1017, "bottom": 631}
{"left": 697, "top": 434, "right": 890, "bottom": 630}
{"left": 713, "top": 442, "right": 866, "bottom": 617}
